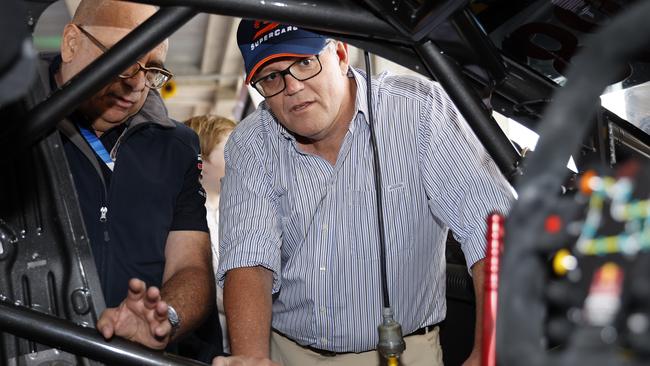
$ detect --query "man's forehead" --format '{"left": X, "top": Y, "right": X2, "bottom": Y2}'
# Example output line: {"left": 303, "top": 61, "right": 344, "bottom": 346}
{"left": 73, "top": 1, "right": 157, "bottom": 29}
{"left": 84, "top": 25, "right": 168, "bottom": 61}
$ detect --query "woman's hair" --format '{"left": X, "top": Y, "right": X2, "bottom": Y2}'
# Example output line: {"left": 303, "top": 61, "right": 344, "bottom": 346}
{"left": 184, "top": 115, "right": 236, "bottom": 161}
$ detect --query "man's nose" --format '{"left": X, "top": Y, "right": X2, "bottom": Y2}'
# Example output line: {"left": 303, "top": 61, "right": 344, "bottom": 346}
{"left": 122, "top": 68, "right": 147, "bottom": 91}
{"left": 283, "top": 73, "right": 304, "bottom": 95}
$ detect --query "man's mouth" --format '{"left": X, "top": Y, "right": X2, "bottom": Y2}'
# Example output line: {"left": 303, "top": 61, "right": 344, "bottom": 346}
{"left": 111, "top": 94, "right": 136, "bottom": 109}
{"left": 291, "top": 101, "right": 313, "bottom": 112}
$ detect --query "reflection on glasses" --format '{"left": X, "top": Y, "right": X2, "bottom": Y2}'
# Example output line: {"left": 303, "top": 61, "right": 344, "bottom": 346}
{"left": 75, "top": 24, "right": 173, "bottom": 90}
{"left": 251, "top": 55, "right": 323, "bottom": 98}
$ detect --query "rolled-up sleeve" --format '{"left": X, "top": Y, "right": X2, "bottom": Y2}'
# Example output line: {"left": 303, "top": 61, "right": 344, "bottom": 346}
{"left": 418, "top": 83, "right": 514, "bottom": 269}
{"left": 217, "top": 122, "right": 282, "bottom": 293}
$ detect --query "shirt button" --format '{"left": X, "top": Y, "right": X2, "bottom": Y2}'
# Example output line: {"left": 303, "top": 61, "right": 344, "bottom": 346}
{"left": 322, "top": 224, "right": 329, "bottom": 232}
{"left": 320, "top": 307, "right": 326, "bottom": 313}
{"left": 320, "top": 266, "right": 326, "bottom": 271}
{"left": 321, "top": 338, "right": 328, "bottom": 344}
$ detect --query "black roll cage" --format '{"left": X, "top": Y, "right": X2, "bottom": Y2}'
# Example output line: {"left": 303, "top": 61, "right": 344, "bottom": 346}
{"left": 2, "top": 0, "right": 650, "bottom": 365}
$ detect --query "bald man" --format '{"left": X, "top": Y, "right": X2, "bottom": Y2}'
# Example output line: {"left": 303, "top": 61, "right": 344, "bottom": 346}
{"left": 43, "top": 0, "right": 214, "bottom": 352}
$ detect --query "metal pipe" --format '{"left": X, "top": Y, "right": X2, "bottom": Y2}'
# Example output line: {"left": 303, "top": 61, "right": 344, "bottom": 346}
{"left": 174, "top": 73, "right": 241, "bottom": 82}
{"left": 498, "top": 54, "right": 557, "bottom": 108}
{"left": 451, "top": 8, "right": 507, "bottom": 84}
{"left": 358, "top": 0, "right": 467, "bottom": 42}
{"left": 610, "top": 122, "right": 650, "bottom": 160}
{"left": 23, "top": 6, "right": 197, "bottom": 146}
{"left": 0, "top": 298, "right": 207, "bottom": 365}
{"left": 414, "top": 40, "right": 521, "bottom": 179}
{"left": 128, "top": 0, "right": 404, "bottom": 43}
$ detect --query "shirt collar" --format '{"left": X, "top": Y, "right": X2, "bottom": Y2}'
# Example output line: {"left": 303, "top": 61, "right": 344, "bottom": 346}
{"left": 349, "top": 67, "right": 370, "bottom": 124}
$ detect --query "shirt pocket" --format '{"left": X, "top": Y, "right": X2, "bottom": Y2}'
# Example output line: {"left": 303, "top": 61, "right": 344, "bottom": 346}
{"left": 347, "top": 189, "right": 377, "bottom": 259}
{"left": 348, "top": 183, "right": 412, "bottom": 260}
{"left": 384, "top": 182, "right": 414, "bottom": 256}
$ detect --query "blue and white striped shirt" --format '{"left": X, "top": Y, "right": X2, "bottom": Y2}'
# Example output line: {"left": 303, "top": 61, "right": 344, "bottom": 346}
{"left": 218, "top": 68, "right": 513, "bottom": 353}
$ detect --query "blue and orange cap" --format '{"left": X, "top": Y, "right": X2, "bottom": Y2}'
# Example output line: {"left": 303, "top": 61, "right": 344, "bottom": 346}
{"left": 237, "top": 19, "right": 327, "bottom": 84}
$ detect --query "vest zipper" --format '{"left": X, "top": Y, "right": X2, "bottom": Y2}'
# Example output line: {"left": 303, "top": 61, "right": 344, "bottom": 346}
{"left": 100, "top": 205, "right": 109, "bottom": 241}
{"left": 100, "top": 206, "right": 108, "bottom": 222}
{"left": 100, "top": 179, "right": 110, "bottom": 242}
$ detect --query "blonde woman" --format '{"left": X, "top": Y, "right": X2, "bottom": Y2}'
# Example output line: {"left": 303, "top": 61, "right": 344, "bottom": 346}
{"left": 184, "top": 115, "right": 236, "bottom": 353}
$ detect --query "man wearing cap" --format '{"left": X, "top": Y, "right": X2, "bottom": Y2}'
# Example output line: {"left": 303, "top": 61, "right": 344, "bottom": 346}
{"left": 214, "top": 20, "right": 513, "bottom": 366}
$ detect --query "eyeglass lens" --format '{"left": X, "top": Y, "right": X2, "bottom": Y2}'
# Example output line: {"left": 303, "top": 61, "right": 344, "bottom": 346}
{"left": 254, "top": 56, "right": 322, "bottom": 97}
{"left": 76, "top": 25, "right": 171, "bottom": 89}
{"left": 119, "top": 63, "right": 171, "bottom": 89}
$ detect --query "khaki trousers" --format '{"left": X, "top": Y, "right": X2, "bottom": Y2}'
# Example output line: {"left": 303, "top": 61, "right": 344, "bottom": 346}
{"left": 270, "top": 328, "right": 443, "bottom": 366}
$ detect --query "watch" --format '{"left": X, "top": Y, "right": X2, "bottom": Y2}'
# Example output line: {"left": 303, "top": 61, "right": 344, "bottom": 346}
{"left": 167, "top": 305, "right": 181, "bottom": 337}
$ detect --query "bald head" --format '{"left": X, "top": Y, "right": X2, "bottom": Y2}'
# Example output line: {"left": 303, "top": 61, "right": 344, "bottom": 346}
{"left": 72, "top": 0, "right": 158, "bottom": 29}
{"left": 58, "top": 0, "right": 170, "bottom": 132}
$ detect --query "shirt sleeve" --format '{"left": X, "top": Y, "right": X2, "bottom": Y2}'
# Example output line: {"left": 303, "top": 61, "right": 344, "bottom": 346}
{"left": 418, "top": 82, "right": 514, "bottom": 269}
{"left": 170, "top": 132, "right": 209, "bottom": 232}
{"left": 216, "top": 123, "right": 282, "bottom": 293}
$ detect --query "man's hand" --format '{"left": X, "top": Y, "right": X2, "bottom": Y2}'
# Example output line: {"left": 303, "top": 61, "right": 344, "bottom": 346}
{"left": 96, "top": 278, "right": 172, "bottom": 349}
{"left": 465, "top": 258, "right": 486, "bottom": 366}
{"left": 462, "top": 349, "right": 481, "bottom": 366}
{"left": 212, "top": 356, "right": 280, "bottom": 366}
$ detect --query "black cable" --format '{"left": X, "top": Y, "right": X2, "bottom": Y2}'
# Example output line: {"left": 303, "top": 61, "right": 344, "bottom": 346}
{"left": 363, "top": 51, "right": 390, "bottom": 309}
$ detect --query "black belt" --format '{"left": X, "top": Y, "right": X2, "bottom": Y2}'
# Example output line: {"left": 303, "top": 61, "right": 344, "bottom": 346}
{"left": 305, "top": 345, "right": 346, "bottom": 357}
{"left": 305, "top": 324, "right": 439, "bottom": 357}
{"left": 407, "top": 324, "right": 438, "bottom": 336}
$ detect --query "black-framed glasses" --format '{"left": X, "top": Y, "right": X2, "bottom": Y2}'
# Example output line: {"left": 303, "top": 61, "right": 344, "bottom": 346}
{"left": 75, "top": 24, "right": 173, "bottom": 90}
{"left": 251, "top": 55, "right": 323, "bottom": 98}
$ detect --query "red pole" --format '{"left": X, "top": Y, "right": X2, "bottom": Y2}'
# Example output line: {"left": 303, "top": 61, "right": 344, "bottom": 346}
{"left": 482, "top": 213, "right": 504, "bottom": 366}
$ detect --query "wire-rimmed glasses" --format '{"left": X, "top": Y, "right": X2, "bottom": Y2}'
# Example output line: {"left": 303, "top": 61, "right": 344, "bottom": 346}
{"left": 75, "top": 24, "right": 173, "bottom": 90}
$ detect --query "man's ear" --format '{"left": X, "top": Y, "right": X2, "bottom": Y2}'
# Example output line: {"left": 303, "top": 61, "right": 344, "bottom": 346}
{"left": 61, "top": 23, "right": 80, "bottom": 62}
{"left": 335, "top": 41, "right": 350, "bottom": 74}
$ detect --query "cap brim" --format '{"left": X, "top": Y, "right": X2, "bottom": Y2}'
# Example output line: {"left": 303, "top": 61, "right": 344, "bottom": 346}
{"left": 246, "top": 52, "right": 316, "bottom": 84}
